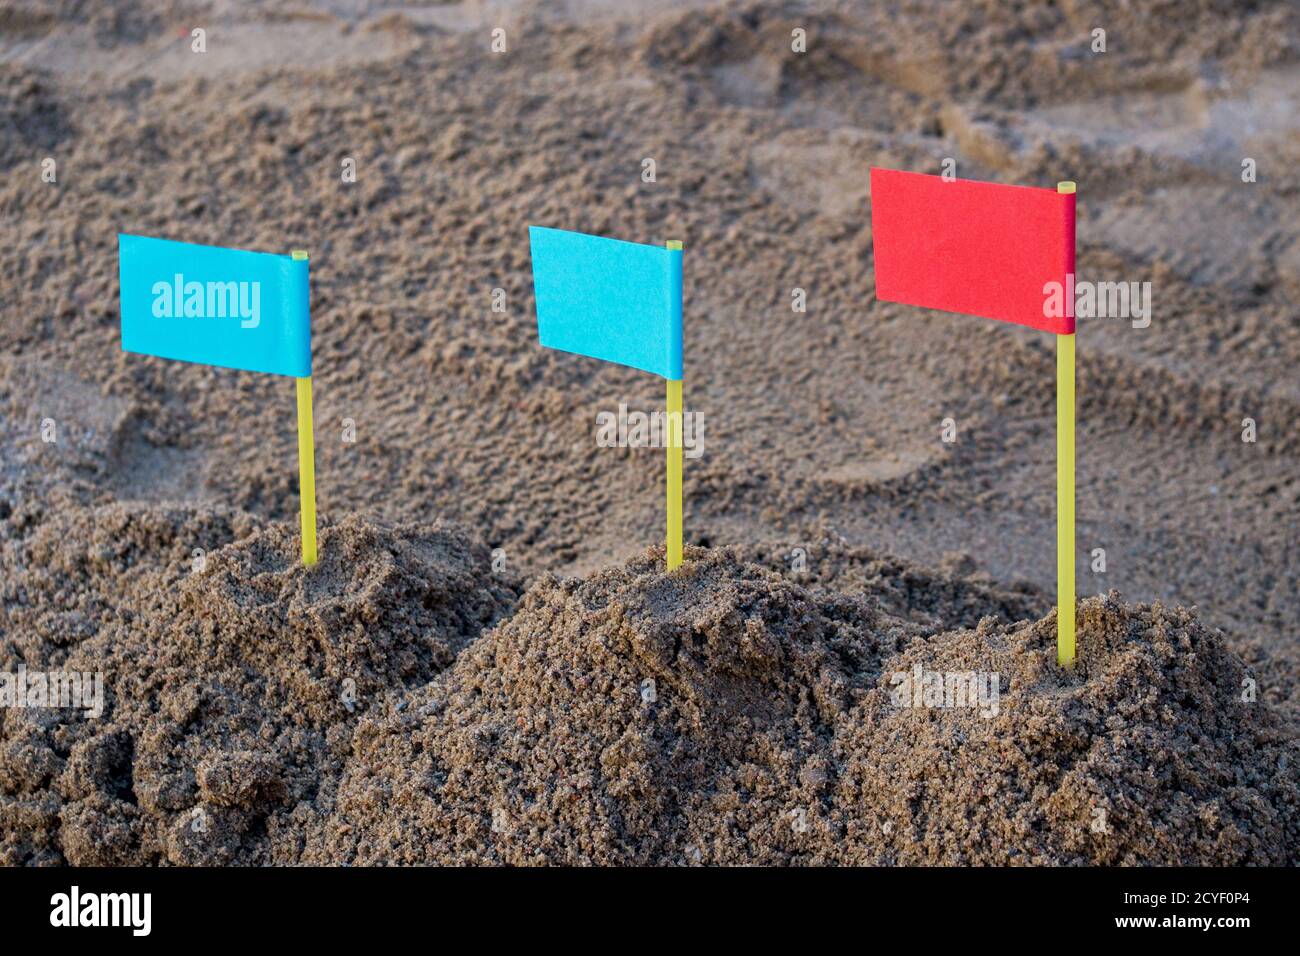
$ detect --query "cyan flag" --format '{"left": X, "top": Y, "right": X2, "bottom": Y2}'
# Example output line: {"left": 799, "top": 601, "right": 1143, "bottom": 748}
{"left": 529, "top": 226, "right": 682, "bottom": 379}
{"left": 119, "top": 234, "right": 311, "bottom": 377}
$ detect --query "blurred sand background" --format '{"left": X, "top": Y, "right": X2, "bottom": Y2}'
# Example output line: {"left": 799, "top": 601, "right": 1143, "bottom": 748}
{"left": 0, "top": 0, "right": 1297, "bottom": 864}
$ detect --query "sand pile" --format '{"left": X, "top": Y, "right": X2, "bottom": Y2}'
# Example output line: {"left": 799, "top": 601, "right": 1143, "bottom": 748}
{"left": 0, "top": 505, "right": 521, "bottom": 864}
{"left": 835, "top": 600, "right": 1297, "bottom": 865}
{"left": 1, "top": 508, "right": 1295, "bottom": 865}
{"left": 320, "top": 544, "right": 1296, "bottom": 865}
{"left": 314, "top": 547, "right": 918, "bottom": 865}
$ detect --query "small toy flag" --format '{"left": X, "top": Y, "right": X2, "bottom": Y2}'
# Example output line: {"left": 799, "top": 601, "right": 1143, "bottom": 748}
{"left": 528, "top": 226, "right": 686, "bottom": 569}
{"left": 118, "top": 235, "right": 319, "bottom": 566}
{"left": 869, "top": 169, "right": 1078, "bottom": 665}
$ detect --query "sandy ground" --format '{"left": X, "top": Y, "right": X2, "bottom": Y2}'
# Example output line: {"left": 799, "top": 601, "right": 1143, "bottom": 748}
{"left": 0, "top": 0, "right": 1297, "bottom": 864}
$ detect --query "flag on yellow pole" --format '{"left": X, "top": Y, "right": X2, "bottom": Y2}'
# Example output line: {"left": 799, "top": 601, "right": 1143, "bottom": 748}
{"left": 118, "top": 235, "right": 317, "bottom": 566}
{"left": 528, "top": 226, "right": 685, "bottom": 569}
{"left": 869, "top": 170, "right": 1078, "bottom": 665}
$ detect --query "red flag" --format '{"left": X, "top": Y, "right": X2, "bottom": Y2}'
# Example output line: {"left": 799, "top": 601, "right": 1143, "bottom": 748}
{"left": 869, "top": 168, "right": 1076, "bottom": 334}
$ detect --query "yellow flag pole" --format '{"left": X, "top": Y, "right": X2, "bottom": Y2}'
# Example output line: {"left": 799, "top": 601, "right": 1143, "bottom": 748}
{"left": 292, "top": 249, "right": 317, "bottom": 567}
{"left": 666, "top": 378, "right": 683, "bottom": 570}
{"left": 1056, "top": 182, "right": 1076, "bottom": 666}
{"left": 666, "top": 239, "right": 683, "bottom": 571}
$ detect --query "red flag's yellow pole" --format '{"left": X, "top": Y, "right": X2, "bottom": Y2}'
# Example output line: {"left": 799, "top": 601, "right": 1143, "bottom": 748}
{"left": 1056, "top": 182, "right": 1076, "bottom": 666}
{"left": 666, "top": 239, "right": 683, "bottom": 571}
{"left": 292, "top": 249, "right": 317, "bottom": 567}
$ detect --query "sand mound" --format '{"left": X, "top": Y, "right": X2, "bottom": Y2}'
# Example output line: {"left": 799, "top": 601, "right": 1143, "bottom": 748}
{"left": 836, "top": 600, "right": 1297, "bottom": 865}
{"left": 317, "top": 546, "right": 1297, "bottom": 866}
{"left": 0, "top": 505, "right": 521, "bottom": 865}
{"left": 313, "top": 548, "right": 915, "bottom": 864}
{"left": 2, "top": 508, "right": 1294, "bottom": 865}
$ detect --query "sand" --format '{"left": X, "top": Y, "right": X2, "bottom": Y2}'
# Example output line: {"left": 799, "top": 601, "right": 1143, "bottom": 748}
{"left": 2, "top": 509, "right": 1294, "bottom": 865}
{"left": 1, "top": 0, "right": 1298, "bottom": 865}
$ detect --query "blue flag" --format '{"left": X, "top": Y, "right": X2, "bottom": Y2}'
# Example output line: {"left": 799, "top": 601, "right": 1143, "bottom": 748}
{"left": 529, "top": 226, "right": 682, "bottom": 379}
{"left": 119, "top": 235, "right": 311, "bottom": 377}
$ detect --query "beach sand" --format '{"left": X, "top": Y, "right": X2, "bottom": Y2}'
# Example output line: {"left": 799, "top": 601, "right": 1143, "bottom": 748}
{"left": 1, "top": 0, "right": 1297, "bottom": 864}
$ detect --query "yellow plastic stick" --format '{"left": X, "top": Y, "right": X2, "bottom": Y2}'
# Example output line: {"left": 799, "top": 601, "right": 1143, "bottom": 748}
{"left": 666, "top": 377, "right": 683, "bottom": 571}
{"left": 1056, "top": 181, "right": 1076, "bottom": 667}
{"left": 1056, "top": 331, "right": 1076, "bottom": 667}
{"left": 291, "top": 250, "right": 317, "bottom": 567}
{"left": 296, "top": 376, "right": 317, "bottom": 567}
{"left": 1055, "top": 332, "right": 1076, "bottom": 671}
{"left": 665, "top": 239, "right": 684, "bottom": 571}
